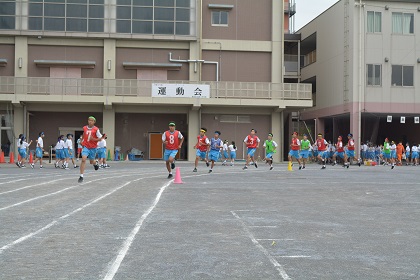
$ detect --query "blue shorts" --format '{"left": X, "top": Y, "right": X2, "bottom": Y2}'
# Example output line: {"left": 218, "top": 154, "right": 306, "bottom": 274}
{"left": 18, "top": 148, "right": 27, "bottom": 159}
{"left": 247, "top": 148, "right": 256, "bottom": 157}
{"left": 406, "top": 152, "right": 411, "bottom": 158}
{"left": 265, "top": 153, "right": 274, "bottom": 159}
{"left": 346, "top": 150, "right": 355, "bottom": 158}
{"left": 63, "top": 148, "right": 70, "bottom": 159}
{"left": 209, "top": 150, "right": 220, "bottom": 162}
{"left": 164, "top": 149, "right": 178, "bottom": 161}
{"left": 223, "top": 151, "right": 229, "bottom": 159}
{"left": 383, "top": 153, "right": 391, "bottom": 159}
{"left": 318, "top": 151, "right": 328, "bottom": 159}
{"left": 196, "top": 150, "right": 207, "bottom": 159}
{"left": 35, "top": 147, "right": 43, "bottom": 158}
{"left": 288, "top": 150, "right": 300, "bottom": 159}
{"left": 334, "top": 151, "right": 345, "bottom": 159}
{"left": 56, "top": 149, "right": 63, "bottom": 159}
{"left": 68, "top": 149, "right": 74, "bottom": 159}
{"left": 82, "top": 147, "right": 98, "bottom": 160}
{"left": 390, "top": 150, "right": 396, "bottom": 159}
{"left": 230, "top": 151, "right": 236, "bottom": 159}
{"left": 97, "top": 148, "right": 106, "bottom": 159}
{"left": 300, "top": 150, "right": 309, "bottom": 159}
{"left": 411, "top": 151, "right": 419, "bottom": 159}
{"left": 313, "top": 151, "right": 318, "bottom": 157}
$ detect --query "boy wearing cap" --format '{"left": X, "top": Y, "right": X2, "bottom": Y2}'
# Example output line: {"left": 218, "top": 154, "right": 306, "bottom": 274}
{"left": 300, "top": 134, "right": 311, "bottom": 169}
{"left": 208, "top": 131, "right": 223, "bottom": 173}
{"left": 162, "top": 122, "right": 184, "bottom": 179}
{"left": 243, "top": 129, "right": 260, "bottom": 170}
{"left": 344, "top": 133, "right": 362, "bottom": 168}
{"left": 193, "top": 128, "right": 210, "bottom": 172}
{"left": 316, "top": 133, "right": 329, "bottom": 169}
{"left": 332, "top": 136, "right": 345, "bottom": 166}
{"left": 78, "top": 116, "right": 105, "bottom": 183}
{"left": 263, "top": 133, "right": 278, "bottom": 170}
{"left": 31, "top": 132, "right": 45, "bottom": 169}
{"left": 288, "top": 132, "right": 302, "bottom": 169}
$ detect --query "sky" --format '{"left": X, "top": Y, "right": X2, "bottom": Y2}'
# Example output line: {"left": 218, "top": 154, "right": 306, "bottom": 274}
{"left": 294, "top": 0, "right": 340, "bottom": 31}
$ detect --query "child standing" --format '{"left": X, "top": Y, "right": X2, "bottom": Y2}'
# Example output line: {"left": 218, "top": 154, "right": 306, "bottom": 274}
{"left": 222, "top": 140, "right": 229, "bottom": 166}
{"left": 208, "top": 131, "right": 223, "bottom": 173}
{"left": 396, "top": 141, "right": 405, "bottom": 166}
{"left": 17, "top": 135, "right": 32, "bottom": 168}
{"left": 97, "top": 135, "right": 107, "bottom": 168}
{"left": 77, "top": 135, "right": 83, "bottom": 161}
{"left": 228, "top": 141, "right": 237, "bottom": 166}
{"left": 405, "top": 143, "right": 411, "bottom": 165}
{"left": 31, "top": 132, "right": 45, "bottom": 169}
{"left": 411, "top": 143, "right": 418, "bottom": 166}
{"left": 15, "top": 133, "right": 23, "bottom": 167}
{"left": 193, "top": 128, "right": 210, "bottom": 172}
{"left": 66, "top": 134, "right": 78, "bottom": 169}
{"left": 55, "top": 135, "right": 65, "bottom": 169}
{"left": 263, "top": 133, "right": 278, "bottom": 170}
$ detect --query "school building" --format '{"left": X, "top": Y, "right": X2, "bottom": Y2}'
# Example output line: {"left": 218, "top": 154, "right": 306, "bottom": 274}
{"left": 0, "top": 0, "right": 311, "bottom": 162}
{"left": 296, "top": 0, "right": 420, "bottom": 148}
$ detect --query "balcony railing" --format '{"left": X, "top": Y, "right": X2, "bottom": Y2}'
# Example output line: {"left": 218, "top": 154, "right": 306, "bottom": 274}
{"left": 0, "top": 77, "right": 312, "bottom": 101}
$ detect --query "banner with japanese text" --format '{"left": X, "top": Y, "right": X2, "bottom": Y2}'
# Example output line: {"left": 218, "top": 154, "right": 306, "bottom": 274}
{"left": 152, "top": 83, "right": 210, "bottom": 98}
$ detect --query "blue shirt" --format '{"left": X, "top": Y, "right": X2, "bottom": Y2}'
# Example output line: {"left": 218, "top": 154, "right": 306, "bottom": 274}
{"left": 210, "top": 138, "right": 222, "bottom": 151}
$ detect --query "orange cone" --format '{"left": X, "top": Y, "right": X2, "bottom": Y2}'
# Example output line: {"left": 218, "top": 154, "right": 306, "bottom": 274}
{"left": 0, "top": 152, "right": 5, "bottom": 163}
{"left": 9, "top": 152, "right": 15, "bottom": 164}
{"left": 29, "top": 152, "right": 34, "bottom": 164}
{"left": 173, "top": 167, "right": 183, "bottom": 184}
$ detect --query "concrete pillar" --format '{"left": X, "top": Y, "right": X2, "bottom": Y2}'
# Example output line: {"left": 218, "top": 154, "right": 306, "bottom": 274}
{"left": 271, "top": 0, "right": 284, "bottom": 83}
{"left": 13, "top": 105, "right": 24, "bottom": 157}
{"left": 271, "top": 111, "right": 282, "bottom": 162}
{"left": 187, "top": 108, "right": 200, "bottom": 161}
{"left": 315, "top": 118, "right": 325, "bottom": 137}
{"left": 350, "top": 112, "right": 361, "bottom": 158}
{"left": 103, "top": 39, "right": 116, "bottom": 80}
{"left": 280, "top": 111, "right": 285, "bottom": 161}
{"left": 103, "top": 106, "right": 115, "bottom": 159}
{"left": 15, "top": 37, "right": 28, "bottom": 78}
{"left": 189, "top": 41, "right": 200, "bottom": 82}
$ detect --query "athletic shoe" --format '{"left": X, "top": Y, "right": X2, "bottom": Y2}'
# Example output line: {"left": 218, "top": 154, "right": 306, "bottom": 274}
{"left": 74, "top": 166, "right": 78, "bottom": 168}
{"left": 321, "top": 166, "right": 326, "bottom": 169}
{"left": 171, "top": 162, "right": 175, "bottom": 169}
{"left": 254, "top": 162, "right": 258, "bottom": 168}
{"left": 391, "top": 165, "right": 395, "bottom": 169}
{"left": 299, "top": 165, "right": 302, "bottom": 170}
{"left": 30, "top": 164, "right": 34, "bottom": 169}
{"left": 332, "top": 162, "right": 336, "bottom": 166}
{"left": 78, "top": 176, "right": 83, "bottom": 183}
{"left": 269, "top": 166, "right": 274, "bottom": 171}
{"left": 15, "top": 162, "right": 20, "bottom": 168}
{"left": 40, "top": 166, "right": 43, "bottom": 169}
{"left": 302, "top": 166, "right": 306, "bottom": 169}
{"left": 208, "top": 169, "right": 212, "bottom": 173}
{"left": 104, "top": 165, "right": 110, "bottom": 168}
{"left": 193, "top": 168, "right": 197, "bottom": 172}
{"left": 64, "top": 167, "right": 69, "bottom": 170}
{"left": 94, "top": 164, "right": 99, "bottom": 171}
{"left": 21, "top": 165, "right": 26, "bottom": 168}
{"left": 206, "top": 161, "right": 210, "bottom": 167}
{"left": 243, "top": 166, "right": 248, "bottom": 170}
{"left": 167, "top": 174, "right": 173, "bottom": 179}
{"left": 358, "top": 161, "right": 361, "bottom": 167}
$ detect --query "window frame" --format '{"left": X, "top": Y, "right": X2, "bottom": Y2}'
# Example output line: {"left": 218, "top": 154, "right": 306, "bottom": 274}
{"left": 392, "top": 12, "right": 414, "bottom": 35}
{"left": 366, "top": 64, "right": 382, "bottom": 86}
{"left": 391, "top": 65, "right": 414, "bottom": 87}
{"left": 211, "top": 10, "right": 229, "bottom": 27}
{"left": 366, "top": 11, "right": 381, "bottom": 33}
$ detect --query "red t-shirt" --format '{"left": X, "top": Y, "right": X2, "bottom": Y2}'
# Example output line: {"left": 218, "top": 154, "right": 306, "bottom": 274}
{"left": 317, "top": 138, "right": 327, "bottom": 151}
{"left": 82, "top": 125, "right": 99, "bottom": 149}
{"left": 291, "top": 138, "right": 300, "bottom": 151}
{"left": 348, "top": 139, "right": 355, "bottom": 151}
{"left": 196, "top": 135, "right": 208, "bottom": 152}
{"left": 246, "top": 135, "right": 258, "bottom": 148}
{"left": 336, "top": 141, "right": 344, "bottom": 153}
{"left": 165, "top": 130, "right": 180, "bottom": 150}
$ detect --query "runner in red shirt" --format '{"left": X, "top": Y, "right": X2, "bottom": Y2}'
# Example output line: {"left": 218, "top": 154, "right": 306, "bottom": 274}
{"left": 316, "top": 133, "right": 328, "bottom": 169}
{"left": 343, "top": 133, "right": 362, "bottom": 168}
{"left": 193, "top": 128, "right": 210, "bottom": 172}
{"left": 332, "top": 136, "right": 345, "bottom": 166}
{"left": 162, "top": 122, "right": 184, "bottom": 179}
{"left": 288, "top": 132, "right": 302, "bottom": 169}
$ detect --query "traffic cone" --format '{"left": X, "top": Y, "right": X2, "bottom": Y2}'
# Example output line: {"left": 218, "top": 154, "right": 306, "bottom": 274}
{"left": 0, "top": 152, "right": 5, "bottom": 163}
{"left": 173, "top": 167, "right": 183, "bottom": 184}
{"left": 107, "top": 149, "right": 112, "bottom": 161}
{"left": 9, "top": 152, "right": 15, "bottom": 164}
{"left": 29, "top": 152, "right": 34, "bottom": 164}
{"left": 287, "top": 161, "right": 293, "bottom": 171}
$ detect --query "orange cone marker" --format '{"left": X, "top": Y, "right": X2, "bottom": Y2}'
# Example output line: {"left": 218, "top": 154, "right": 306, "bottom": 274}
{"left": 0, "top": 152, "right": 5, "bottom": 163}
{"left": 9, "top": 152, "right": 15, "bottom": 164}
{"left": 29, "top": 152, "right": 34, "bottom": 164}
{"left": 173, "top": 167, "right": 183, "bottom": 184}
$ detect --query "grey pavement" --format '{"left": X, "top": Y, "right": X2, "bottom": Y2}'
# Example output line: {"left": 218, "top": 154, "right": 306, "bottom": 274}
{"left": 0, "top": 161, "right": 419, "bottom": 280}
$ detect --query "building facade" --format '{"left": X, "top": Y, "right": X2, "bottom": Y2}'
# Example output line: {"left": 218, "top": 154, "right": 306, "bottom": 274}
{"left": 0, "top": 0, "right": 311, "bottom": 162}
{"left": 298, "top": 0, "right": 420, "bottom": 148}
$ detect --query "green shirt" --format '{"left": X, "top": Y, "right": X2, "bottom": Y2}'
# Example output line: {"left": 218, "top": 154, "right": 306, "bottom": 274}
{"left": 264, "top": 140, "right": 277, "bottom": 154}
{"left": 384, "top": 142, "right": 390, "bottom": 154}
{"left": 301, "top": 139, "right": 310, "bottom": 150}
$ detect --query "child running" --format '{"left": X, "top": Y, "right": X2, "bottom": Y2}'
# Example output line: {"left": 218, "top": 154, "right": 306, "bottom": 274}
{"left": 405, "top": 142, "right": 411, "bottom": 165}
{"left": 332, "top": 136, "right": 345, "bottom": 166}
{"left": 243, "top": 129, "right": 260, "bottom": 170}
{"left": 193, "top": 127, "right": 210, "bottom": 172}
{"left": 208, "top": 131, "right": 223, "bottom": 173}
{"left": 411, "top": 143, "right": 418, "bottom": 166}
{"left": 31, "top": 132, "right": 45, "bottom": 169}
{"left": 54, "top": 135, "right": 65, "bottom": 168}
{"left": 17, "top": 135, "right": 32, "bottom": 168}
{"left": 316, "top": 133, "right": 328, "bottom": 169}
{"left": 288, "top": 132, "right": 302, "bottom": 169}
{"left": 343, "top": 133, "right": 362, "bottom": 168}
{"left": 263, "top": 133, "right": 278, "bottom": 170}
{"left": 162, "top": 122, "right": 184, "bottom": 179}
{"left": 222, "top": 140, "right": 229, "bottom": 166}
{"left": 78, "top": 116, "right": 105, "bottom": 183}
{"left": 228, "top": 141, "right": 237, "bottom": 166}
{"left": 97, "top": 136, "right": 110, "bottom": 168}
{"left": 15, "top": 134, "right": 23, "bottom": 167}
{"left": 396, "top": 141, "right": 404, "bottom": 166}
{"left": 390, "top": 141, "right": 397, "bottom": 165}
{"left": 299, "top": 134, "right": 311, "bottom": 169}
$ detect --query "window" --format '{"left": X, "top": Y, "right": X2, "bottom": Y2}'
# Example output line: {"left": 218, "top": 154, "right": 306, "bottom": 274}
{"left": 28, "top": 0, "right": 104, "bottom": 32}
{"left": 0, "top": 1, "right": 16, "bottom": 30}
{"left": 212, "top": 11, "right": 228, "bottom": 26}
{"left": 116, "top": 0, "right": 192, "bottom": 35}
{"left": 392, "top": 65, "right": 414, "bottom": 87}
{"left": 367, "top": 11, "right": 381, "bottom": 33}
{"left": 392, "top": 13, "right": 414, "bottom": 34}
{"left": 367, "top": 64, "right": 381, "bottom": 86}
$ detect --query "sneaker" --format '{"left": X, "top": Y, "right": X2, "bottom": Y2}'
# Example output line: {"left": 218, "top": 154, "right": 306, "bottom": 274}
{"left": 332, "top": 162, "right": 336, "bottom": 166}
{"left": 104, "top": 165, "right": 110, "bottom": 168}
{"left": 269, "top": 166, "right": 274, "bottom": 171}
{"left": 64, "top": 167, "right": 69, "bottom": 170}
{"left": 302, "top": 166, "right": 306, "bottom": 169}
{"left": 299, "top": 165, "right": 302, "bottom": 170}
{"left": 40, "top": 166, "right": 43, "bottom": 169}
{"left": 171, "top": 162, "right": 175, "bottom": 170}
{"left": 94, "top": 164, "right": 99, "bottom": 171}
{"left": 31, "top": 164, "right": 34, "bottom": 169}
{"left": 15, "top": 162, "right": 21, "bottom": 168}
{"left": 358, "top": 161, "right": 361, "bottom": 167}
{"left": 243, "top": 166, "right": 248, "bottom": 170}
{"left": 193, "top": 168, "right": 197, "bottom": 172}
{"left": 321, "top": 166, "right": 326, "bottom": 169}
{"left": 74, "top": 166, "right": 78, "bottom": 168}
{"left": 254, "top": 162, "right": 258, "bottom": 168}
{"left": 21, "top": 165, "right": 26, "bottom": 168}
{"left": 346, "top": 164, "right": 349, "bottom": 169}
{"left": 208, "top": 169, "right": 212, "bottom": 173}
{"left": 78, "top": 176, "right": 83, "bottom": 183}
{"left": 391, "top": 165, "right": 395, "bottom": 169}
{"left": 206, "top": 161, "right": 210, "bottom": 167}
{"left": 167, "top": 174, "right": 173, "bottom": 179}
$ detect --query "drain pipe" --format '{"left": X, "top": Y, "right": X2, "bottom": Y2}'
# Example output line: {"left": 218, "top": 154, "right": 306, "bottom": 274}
{"left": 169, "top": 52, "right": 219, "bottom": 82}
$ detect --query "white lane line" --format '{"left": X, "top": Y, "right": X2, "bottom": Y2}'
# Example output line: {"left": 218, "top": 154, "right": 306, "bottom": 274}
{"left": 256, "top": 239, "right": 294, "bottom": 241}
{"left": 249, "top": 226, "right": 278, "bottom": 228}
{"left": 231, "top": 211, "right": 291, "bottom": 280}
{"left": 275, "top": 256, "right": 311, "bottom": 258}
{"left": 103, "top": 180, "right": 173, "bottom": 280}
{"left": 0, "top": 174, "right": 162, "bottom": 254}
{"left": 0, "top": 172, "right": 158, "bottom": 211}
